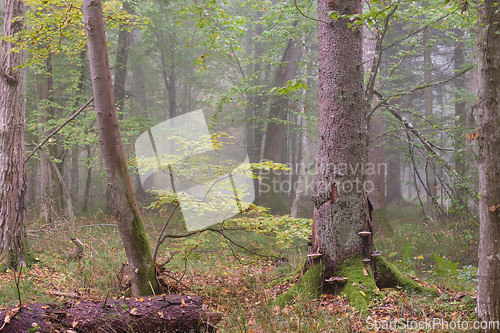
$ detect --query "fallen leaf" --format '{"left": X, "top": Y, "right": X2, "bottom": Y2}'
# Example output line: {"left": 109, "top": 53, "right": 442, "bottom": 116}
{"left": 360, "top": 291, "right": 367, "bottom": 297}
{"left": 363, "top": 269, "right": 368, "bottom": 276}
{"left": 130, "top": 307, "right": 139, "bottom": 316}
{"left": 72, "top": 320, "right": 78, "bottom": 328}
{"left": 158, "top": 311, "right": 164, "bottom": 318}
{"left": 181, "top": 298, "right": 187, "bottom": 307}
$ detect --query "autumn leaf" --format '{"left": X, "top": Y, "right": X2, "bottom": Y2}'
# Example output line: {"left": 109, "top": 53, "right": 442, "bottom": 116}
{"left": 360, "top": 291, "right": 367, "bottom": 297}
{"left": 489, "top": 205, "right": 500, "bottom": 212}
{"left": 129, "top": 307, "right": 139, "bottom": 316}
{"left": 181, "top": 298, "right": 187, "bottom": 307}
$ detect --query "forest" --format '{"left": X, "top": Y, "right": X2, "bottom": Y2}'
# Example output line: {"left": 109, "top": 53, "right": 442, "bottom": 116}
{"left": 0, "top": 0, "right": 499, "bottom": 332}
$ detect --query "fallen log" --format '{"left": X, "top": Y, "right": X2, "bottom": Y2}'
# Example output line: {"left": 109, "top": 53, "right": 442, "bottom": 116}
{"left": 0, "top": 295, "right": 221, "bottom": 332}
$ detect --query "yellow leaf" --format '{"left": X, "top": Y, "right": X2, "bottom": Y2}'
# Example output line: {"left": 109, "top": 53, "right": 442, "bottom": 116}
{"left": 360, "top": 291, "right": 367, "bottom": 297}
{"left": 181, "top": 298, "right": 187, "bottom": 307}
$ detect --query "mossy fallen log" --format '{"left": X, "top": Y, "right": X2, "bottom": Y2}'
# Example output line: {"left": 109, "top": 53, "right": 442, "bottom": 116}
{"left": 0, "top": 295, "right": 221, "bottom": 332}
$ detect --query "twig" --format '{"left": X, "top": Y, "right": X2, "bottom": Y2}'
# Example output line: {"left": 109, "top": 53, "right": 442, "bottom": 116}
{"left": 152, "top": 203, "right": 179, "bottom": 264}
{"left": 25, "top": 97, "right": 94, "bottom": 162}
{"left": 294, "top": 0, "right": 331, "bottom": 25}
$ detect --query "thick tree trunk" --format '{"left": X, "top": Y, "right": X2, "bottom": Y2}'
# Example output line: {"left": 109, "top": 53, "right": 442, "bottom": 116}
{"left": 83, "top": 0, "right": 158, "bottom": 296}
{"left": 476, "top": 2, "right": 500, "bottom": 331}
{"left": 0, "top": 0, "right": 28, "bottom": 267}
{"left": 313, "top": 0, "right": 370, "bottom": 272}
{"left": 0, "top": 295, "right": 220, "bottom": 332}
{"left": 259, "top": 37, "right": 303, "bottom": 214}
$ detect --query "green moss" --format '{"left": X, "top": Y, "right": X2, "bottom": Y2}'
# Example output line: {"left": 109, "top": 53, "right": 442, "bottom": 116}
{"left": 274, "top": 262, "right": 324, "bottom": 306}
{"left": 336, "top": 256, "right": 380, "bottom": 310}
{"left": 375, "top": 256, "right": 438, "bottom": 296}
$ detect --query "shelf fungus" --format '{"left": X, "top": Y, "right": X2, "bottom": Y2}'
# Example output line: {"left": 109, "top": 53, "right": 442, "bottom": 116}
{"left": 307, "top": 252, "right": 322, "bottom": 260}
{"left": 325, "top": 277, "right": 347, "bottom": 284}
{"left": 371, "top": 250, "right": 382, "bottom": 257}
{"left": 358, "top": 230, "right": 372, "bottom": 237}
{"left": 362, "top": 258, "right": 371, "bottom": 263}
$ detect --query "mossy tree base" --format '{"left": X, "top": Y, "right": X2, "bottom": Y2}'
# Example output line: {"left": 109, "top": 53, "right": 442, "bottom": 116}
{"left": 276, "top": 255, "right": 437, "bottom": 309}
{"left": 274, "top": 262, "right": 324, "bottom": 307}
{"left": 375, "top": 256, "right": 438, "bottom": 296}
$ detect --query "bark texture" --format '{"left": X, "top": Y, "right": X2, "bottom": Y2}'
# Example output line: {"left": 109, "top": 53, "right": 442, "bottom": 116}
{"left": 0, "top": 0, "right": 28, "bottom": 267}
{"left": 83, "top": 0, "right": 158, "bottom": 296}
{"left": 0, "top": 295, "right": 220, "bottom": 332}
{"left": 476, "top": 2, "right": 500, "bottom": 330}
{"left": 313, "top": 0, "right": 371, "bottom": 270}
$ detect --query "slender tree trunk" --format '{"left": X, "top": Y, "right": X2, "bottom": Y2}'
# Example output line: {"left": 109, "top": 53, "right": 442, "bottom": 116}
{"left": 245, "top": 12, "right": 265, "bottom": 202}
{"left": 364, "top": 25, "right": 391, "bottom": 237}
{"left": 386, "top": 156, "right": 404, "bottom": 203}
{"left": 476, "top": 2, "right": 500, "bottom": 330}
{"left": 83, "top": 0, "right": 158, "bottom": 296}
{"left": 36, "top": 56, "right": 52, "bottom": 224}
{"left": 453, "top": 31, "right": 467, "bottom": 210}
{"left": 82, "top": 145, "right": 92, "bottom": 212}
{"left": 423, "top": 26, "right": 437, "bottom": 215}
{"left": 259, "top": 37, "right": 303, "bottom": 213}
{"left": 0, "top": 0, "right": 28, "bottom": 267}
{"left": 114, "top": 0, "right": 134, "bottom": 119}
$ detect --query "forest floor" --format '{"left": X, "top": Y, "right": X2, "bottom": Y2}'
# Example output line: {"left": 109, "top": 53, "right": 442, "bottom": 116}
{"left": 0, "top": 204, "right": 480, "bottom": 332}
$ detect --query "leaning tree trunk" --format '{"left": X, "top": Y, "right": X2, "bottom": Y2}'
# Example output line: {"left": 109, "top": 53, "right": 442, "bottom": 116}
{"left": 83, "top": 0, "right": 158, "bottom": 296}
{"left": 476, "top": 1, "right": 500, "bottom": 331}
{"left": 0, "top": 0, "right": 28, "bottom": 268}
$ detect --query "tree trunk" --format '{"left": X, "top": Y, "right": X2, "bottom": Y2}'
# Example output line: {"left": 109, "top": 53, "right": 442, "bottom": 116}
{"left": 114, "top": 0, "right": 134, "bottom": 119}
{"left": 83, "top": 0, "right": 158, "bottom": 296}
{"left": 453, "top": 31, "right": 467, "bottom": 210}
{"left": 82, "top": 145, "right": 92, "bottom": 212}
{"left": 0, "top": 0, "right": 28, "bottom": 268}
{"left": 364, "top": 25, "right": 392, "bottom": 237}
{"left": 476, "top": 1, "right": 500, "bottom": 330}
{"left": 36, "top": 56, "right": 53, "bottom": 224}
{"left": 368, "top": 112, "right": 392, "bottom": 237}
{"left": 423, "top": 26, "right": 437, "bottom": 215}
{"left": 259, "top": 37, "right": 303, "bottom": 214}
{"left": 313, "top": 0, "right": 370, "bottom": 275}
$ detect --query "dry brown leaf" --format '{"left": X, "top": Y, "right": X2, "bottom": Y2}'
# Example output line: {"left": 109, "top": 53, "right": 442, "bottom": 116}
{"left": 181, "top": 298, "right": 187, "bottom": 307}
{"left": 362, "top": 269, "right": 368, "bottom": 276}
{"left": 129, "top": 307, "right": 139, "bottom": 316}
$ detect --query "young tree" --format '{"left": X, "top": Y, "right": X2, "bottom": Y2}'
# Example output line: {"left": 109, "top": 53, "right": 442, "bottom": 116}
{"left": 0, "top": 0, "right": 28, "bottom": 268}
{"left": 82, "top": 0, "right": 158, "bottom": 296}
{"left": 476, "top": 1, "right": 500, "bottom": 330}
